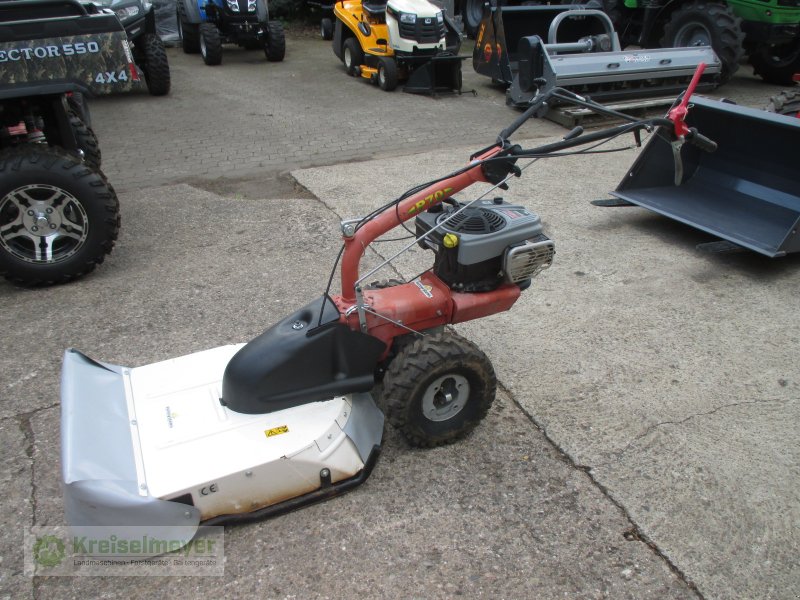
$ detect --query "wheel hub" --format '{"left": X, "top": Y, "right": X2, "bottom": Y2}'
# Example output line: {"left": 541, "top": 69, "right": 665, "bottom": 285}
{"left": 422, "top": 374, "right": 470, "bottom": 422}
{"left": 0, "top": 184, "right": 88, "bottom": 264}
{"left": 24, "top": 203, "right": 62, "bottom": 235}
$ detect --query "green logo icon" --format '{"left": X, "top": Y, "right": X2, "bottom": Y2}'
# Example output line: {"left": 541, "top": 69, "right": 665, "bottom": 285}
{"left": 33, "top": 535, "right": 66, "bottom": 567}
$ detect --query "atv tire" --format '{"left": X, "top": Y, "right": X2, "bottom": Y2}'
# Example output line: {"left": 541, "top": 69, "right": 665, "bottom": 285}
{"left": 379, "top": 331, "right": 496, "bottom": 447}
{"left": 0, "top": 147, "right": 120, "bottom": 286}
{"left": 68, "top": 112, "right": 101, "bottom": 170}
{"left": 749, "top": 41, "right": 800, "bottom": 86}
{"left": 766, "top": 90, "right": 800, "bottom": 117}
{"left": 377, "top": 57, "right": 398, "bottom": 91}
{"left": 264, "top": 21, "right": 286, "bottom": 62}
{"left": 140, "top": 33, "right": 171, "bottom": 96}
{"left": 199, "top": 23, "right": 222, "bottom": 65}
{"left": 343, "top": 37, "right": 363, "bottom": 75}
{"left": 321, "top": 17, "right": 334, "bottom": 41}
{"left": 177, "top": 4, "right": 200, "bottom": 54}
{"left": 660, "top": 1, "right": 744, "bottom": 85}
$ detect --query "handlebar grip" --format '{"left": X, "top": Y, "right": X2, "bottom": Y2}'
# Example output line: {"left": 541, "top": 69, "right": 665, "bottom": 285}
{"left": 687, "top": 128, "right": 718, "bottom": 153}
{"left": 498, "top": 89, "right": 550, "bottom": 141}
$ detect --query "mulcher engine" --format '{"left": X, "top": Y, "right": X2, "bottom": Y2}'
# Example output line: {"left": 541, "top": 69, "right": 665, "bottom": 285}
{"left": 415, "top": 198, "right": 555, "bottom": 292}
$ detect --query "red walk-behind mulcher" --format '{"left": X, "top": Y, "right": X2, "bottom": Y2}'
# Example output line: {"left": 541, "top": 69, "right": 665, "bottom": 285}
{"left": 60, "top": 66, "right": 792, "bottom": 555}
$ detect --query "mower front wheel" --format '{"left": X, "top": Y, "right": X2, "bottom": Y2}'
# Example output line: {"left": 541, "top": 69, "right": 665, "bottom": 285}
{"left": 343, "top": 38, "right": 363, "bottom": 75}
{"left": 199, "top": 23, "right": 223, "bottom": 65}
{"left": 380, "top": 332, "right": 496, "bottom": 447}
{"left": 377, "top": 57, "right": 398, "bottom": 91}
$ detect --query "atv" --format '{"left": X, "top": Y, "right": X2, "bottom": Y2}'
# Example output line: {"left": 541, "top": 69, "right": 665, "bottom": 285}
{"left": 332, "top": 0, "right": 464, "bottom": 94}
{"left": 176, "top": 0, "right": 286, "bottom": 65}
{"left": 0, "top": 0, "right": 136, "bottom": 285}
{"left": 94, "top": 0, "right": 172, "bottom": 95}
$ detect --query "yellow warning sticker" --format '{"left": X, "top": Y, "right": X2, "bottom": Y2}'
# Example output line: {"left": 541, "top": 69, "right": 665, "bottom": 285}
{"left": 264, "top": 425, "right": 289, "bottom": 438}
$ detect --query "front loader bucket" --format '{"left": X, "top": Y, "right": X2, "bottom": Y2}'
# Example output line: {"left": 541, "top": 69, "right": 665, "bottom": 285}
{"left": 610, "top": 96, "right": 800, "bottom": 257}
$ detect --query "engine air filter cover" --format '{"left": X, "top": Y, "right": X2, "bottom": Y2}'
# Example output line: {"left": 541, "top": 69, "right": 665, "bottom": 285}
{"left": 415, "top": 198, "right": 551, "bottom": 291}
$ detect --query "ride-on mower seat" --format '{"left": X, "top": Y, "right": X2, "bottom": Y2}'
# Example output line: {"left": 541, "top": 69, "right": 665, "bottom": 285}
{"left": 362, "top": 0, "right": 387, "bottom": 16}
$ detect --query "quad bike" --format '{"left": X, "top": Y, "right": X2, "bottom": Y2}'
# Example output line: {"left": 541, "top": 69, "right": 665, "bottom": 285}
{"left": 94, "top": 0, "right": 171, "bottom": 95}
{"left": 332, "top": 0, "right": 464, "bottom": 94}
{"left": 176, "top": 0, "right": 285, "bottom": 65}
{"left": 0, "top": 0, "right": 137, "bottom": 285}
{"left": 60, "top": 64, "right": 727, "bottom": 552}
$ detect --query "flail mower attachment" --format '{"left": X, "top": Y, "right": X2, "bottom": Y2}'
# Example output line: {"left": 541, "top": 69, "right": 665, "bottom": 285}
{"left": 606, "top": 95, "right": 800, "bottom": 257}
{"left": 471, "top": 2, "right": 721, "bottom": 107}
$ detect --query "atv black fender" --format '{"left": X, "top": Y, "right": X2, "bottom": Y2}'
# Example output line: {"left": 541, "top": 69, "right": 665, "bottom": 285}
{"left": 221, "top": 296, "right": 386, "bottom": 415}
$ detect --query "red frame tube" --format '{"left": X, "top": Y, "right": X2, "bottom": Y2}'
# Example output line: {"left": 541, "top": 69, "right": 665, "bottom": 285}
{"left": 337, "top": 145, "right": 503, "bottom": 303}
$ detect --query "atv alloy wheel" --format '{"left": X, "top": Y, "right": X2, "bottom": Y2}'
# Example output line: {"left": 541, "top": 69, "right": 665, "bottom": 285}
{"left": 0, "top": 147, "right": 120, "bottom": 286}
{"left": 199, "top": 23, "right": 223, "bottom": 65}
{"left": 177, "top": 3, "right": 200, "bottom": 54}
{"left": 377, "top": 57, "right": 398, "bottom": 91}
{"left": 264, "top": 21, "right": 286, "bottom": 62}
{"left": 379, "top": 332, "right": 496, "bottom": 447}
{"left": 660, "top": 1, "right": 745, "bottom": 84}
{"left": 68, "top": 112, "right": 101, "bottom": 170}
{"left": 343, "top": 37, "right": 363, "bottom": 75}
{"left": 140, "top": 33, "right": 171, "bottom": 96}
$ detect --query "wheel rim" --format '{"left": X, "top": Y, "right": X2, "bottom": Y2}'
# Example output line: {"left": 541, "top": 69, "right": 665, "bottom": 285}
{"left": 378, "top": 65, "right": 386, "bottom": 86}
{"left": 760, "top": 42, "right": 800, "bottom": 67}
{"left": 344, "top": 46, "right": 352, "bottom": 69}
{"left": 0, "top": 184, "right": 89, "bottom": 264}
{"left": 422, "top": 374, "right": 470, "bottom": 422}
{"left": 673, "top": 22, "right": 712, "bottom": 48}
{"left": 200, "top": 34, "right": 207, "bottom": 57}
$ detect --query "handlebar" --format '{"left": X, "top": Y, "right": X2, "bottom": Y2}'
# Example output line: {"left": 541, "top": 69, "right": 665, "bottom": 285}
{"left": 686, "top": 127, "right": 718, "bottom": 153}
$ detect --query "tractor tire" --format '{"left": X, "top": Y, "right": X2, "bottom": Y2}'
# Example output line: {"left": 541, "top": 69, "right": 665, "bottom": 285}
{"left": 199, "top": 23, "right": 223, "bottom": 65}
{"left": 321, "top": 17, "right": 334, "bottom": 41}
{"left": 765, "top": 90, "right": 800, "bottom": 118}
{"left": 379, "top": 331, "right": 496, "bottom": 447}
{"left": 377, "top": 57, "right": 398, "bottom": 91}
{"left": 463, "top": 0, "right": 485, "bottom": 39}
{"left": 177, "top": 4, "right": 200, "bottom": 54}
{"left": 749, "top": 41, "right": 800, "bottom": 86}
{"left": 343, "top": 37, "right": 363, "bottom": 75}
{"left": 660, "top": 1, "right": 744, "bottom": 85}
{"left": 140, "top": 33, "right": 171, "bottom": 96}
{"left": 0, "top": 147, "right": 120, "bottom": 286}
{"left": 264, "top": 21, "right": 286, "bottom": 62}
{"left": 68, "top": 112, "right": 101, "bottom": 170}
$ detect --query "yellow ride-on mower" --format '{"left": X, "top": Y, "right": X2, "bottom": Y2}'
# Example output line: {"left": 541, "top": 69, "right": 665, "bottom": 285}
{"left": 332, "top": 0, "right": 464, "bottom": 94}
